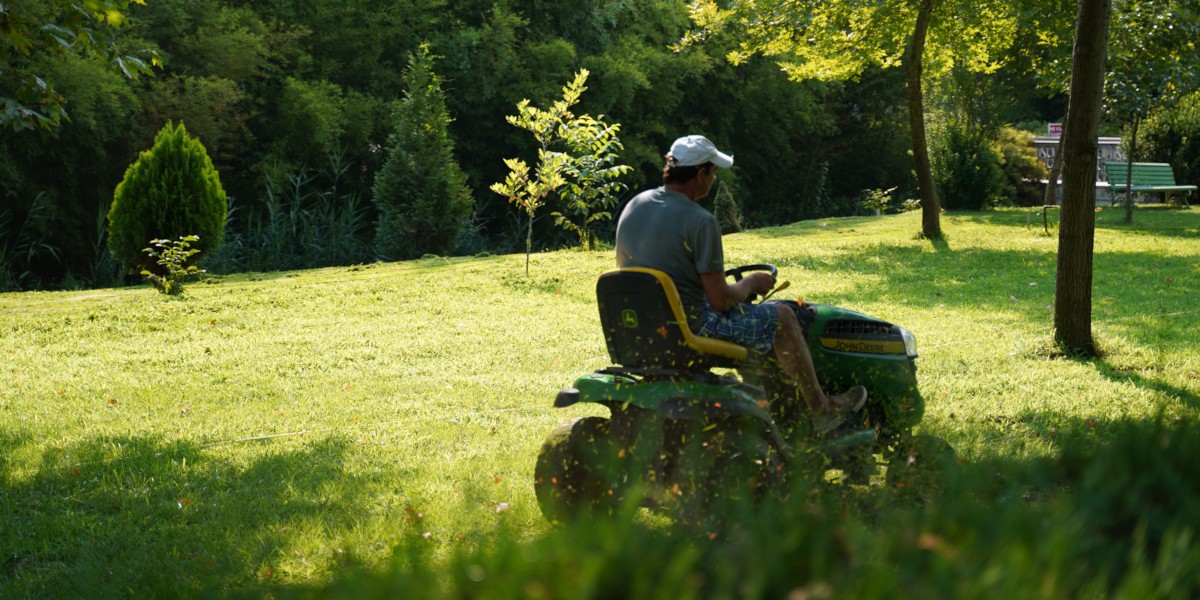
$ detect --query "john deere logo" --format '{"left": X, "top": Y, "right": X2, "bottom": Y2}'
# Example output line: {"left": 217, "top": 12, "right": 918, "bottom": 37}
{"left": 621, "top": 309, "right": 639, "bottom": 328}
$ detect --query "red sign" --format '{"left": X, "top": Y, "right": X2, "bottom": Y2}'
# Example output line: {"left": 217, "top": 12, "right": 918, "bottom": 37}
{"left": 1048, "top": 123, "right": 1063, "bottom": 137}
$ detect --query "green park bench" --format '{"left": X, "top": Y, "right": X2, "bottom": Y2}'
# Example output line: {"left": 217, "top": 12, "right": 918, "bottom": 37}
{"left": 1103, "top": 162, "right": 1196, "bottom": 208}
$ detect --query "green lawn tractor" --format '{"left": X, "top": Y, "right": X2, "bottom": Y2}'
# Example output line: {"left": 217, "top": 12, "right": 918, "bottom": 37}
{"left": 533, "top": 265, "right": 951, "bottom": 524}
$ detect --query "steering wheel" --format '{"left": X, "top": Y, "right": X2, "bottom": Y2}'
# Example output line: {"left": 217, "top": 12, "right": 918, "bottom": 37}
{"left": 724, "top": 263, "right": 787, "bottom": 303}
{"left": 724, "top": 263, "right": 778, "bottom": 281}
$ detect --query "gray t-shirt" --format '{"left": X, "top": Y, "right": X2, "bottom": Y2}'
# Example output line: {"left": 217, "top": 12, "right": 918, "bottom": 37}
{"left": 615, "top": 187, "right": 724, "bottom": 327}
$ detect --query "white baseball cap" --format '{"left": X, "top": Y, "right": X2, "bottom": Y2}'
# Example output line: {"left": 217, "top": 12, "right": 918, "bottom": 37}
{"left": 668, "top": 135, "right": 734, "bottom": 168}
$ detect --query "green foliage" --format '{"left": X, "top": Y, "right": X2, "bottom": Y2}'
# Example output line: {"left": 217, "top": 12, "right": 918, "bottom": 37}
{"left": 932, "top": 124, "right": 1006, "bottom": 211}
{"left": 1104, "top": 0, "right": 1200, "bottom": 221}
{"left": 688, "top": 0, "right": 1018, "bottom": 81}
{"left": 3, "top": 0, "right": 1149, "bottom": 288}
{"left": 0, "top": 0, "right": 159, "bottom": 130}
{"left": 138, "top": 75, "right": 253, "bottom": 175}
{"left": 107, "top": 121, "right": 227, "bottom": 274}
{"left": 209, "top": 153, "right": 372, "bottom": 273}
{"left": 140, "top": 235, "right": 204, "bottom": 295}
{"left": 0, "top": 51, "right": 141, "bottom": 289}
{"left": 686, "top": 0, "right": 1024, "bottom": 237}
{"left": 171, "top": 5, "right": 269, "bottom": 83}
{"left": 311, "top": 416, "right": 1200, "bottom": 598}
{"left": 551, "top": 115, "right": 632, "bottom": 250}
{"left": 1105, "top": 0, "right": 1200, "bottom": 124}
{"left": 273, "top": 77, "right": 352, "bottom": 167}
{"left": 0, "top": 193, "right": 61, "bottom": 291}
{"left": 372, "top": 45, "right": 473, "bottom": 261}
{"left": 1137, "top": 90, "right": 1200, "bottom": 189}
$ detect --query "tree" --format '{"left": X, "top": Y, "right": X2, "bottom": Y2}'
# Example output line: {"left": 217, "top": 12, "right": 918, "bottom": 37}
{"left": 491, "top": 69, "right": 590, "bottom": 275}
{"left": 1105, "top": 0, "right": 1200, "bottom": 223}
{"left": 686, "top": 0, "right": 1021, "bottom": 239}
{"left": 372, "top": 45, "right": 473, "bottom": 260}
{"left": 1, "top": 0, "right": 158, "bottom": 130}
{"left": 1054, "top": 0, "right": 1112, "bottom": 356}
{"left": 1138, "top": 90, "right": 1200, "bottom": 189}
{"left": 108, "top": 121, "right": 227, "bottom": 274}
{"left": 552, "top": 115, "right": 632, "bottom": 250}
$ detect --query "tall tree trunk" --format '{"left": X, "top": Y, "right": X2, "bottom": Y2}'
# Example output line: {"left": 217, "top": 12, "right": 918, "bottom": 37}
{"left": 907, "top": 0, "right": 941, "bottom": 239}
{"left": 1123, "top": 116, "right": 1140, "bottom": 223}
{"left": 1054, "top": 0, "right": 1112, "bottom": 356}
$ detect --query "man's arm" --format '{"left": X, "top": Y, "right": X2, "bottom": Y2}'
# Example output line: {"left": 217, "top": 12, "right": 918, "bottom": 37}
{"left": 699, "top": 271, "right": 776, "bottom": 312}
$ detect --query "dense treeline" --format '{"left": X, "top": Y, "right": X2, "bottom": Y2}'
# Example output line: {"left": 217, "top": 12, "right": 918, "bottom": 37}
{"left": 0, "top": 0, "right": 1193, "bottom": 290}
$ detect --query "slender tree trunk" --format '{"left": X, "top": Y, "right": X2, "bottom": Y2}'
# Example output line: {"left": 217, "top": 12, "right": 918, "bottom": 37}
{"left": 907, "top": 0, "right": 941, "bottom": 239}
{"left": 1054, "top": 0, "right": 1112, "bottom": 356}
{"left": 1123, "top": 116, "right": 1140, "bottom": 223}
{"left": 1043, "top": 125, "right": 1067, "bottom": 205}
{"left": 525, "top": 214, "right": 533, "bottom": 276}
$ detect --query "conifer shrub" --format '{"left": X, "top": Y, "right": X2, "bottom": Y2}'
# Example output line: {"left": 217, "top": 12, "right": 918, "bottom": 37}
{"left": 714, "top": 182, "right": 743, "bottom": 234}
{"left": 108, "top": 121, "right": 227, "bottom": 274}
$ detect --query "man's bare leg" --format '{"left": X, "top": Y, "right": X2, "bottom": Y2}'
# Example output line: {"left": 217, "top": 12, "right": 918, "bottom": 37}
{"left": 772, "top": 304, "right": 831, "bottom": 412}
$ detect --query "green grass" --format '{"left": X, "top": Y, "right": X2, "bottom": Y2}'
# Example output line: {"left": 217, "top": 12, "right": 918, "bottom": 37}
{"left": 2, "top": 207, "right": 1199, "bottom": 596}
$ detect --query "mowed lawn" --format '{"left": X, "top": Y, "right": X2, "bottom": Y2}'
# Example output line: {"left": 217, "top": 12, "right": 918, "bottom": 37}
{"left": 2, "top": 207, "right": 1198, "bottom": 595}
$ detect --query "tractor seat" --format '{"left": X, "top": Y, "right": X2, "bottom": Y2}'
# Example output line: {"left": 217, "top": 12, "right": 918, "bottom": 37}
{"left": 596, "top": 268, "right": 749, "bottom": 372}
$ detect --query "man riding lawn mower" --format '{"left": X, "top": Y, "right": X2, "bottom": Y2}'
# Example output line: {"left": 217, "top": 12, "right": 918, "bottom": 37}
{"left": 533, "top": 136, "right": 952, "bottom": 524}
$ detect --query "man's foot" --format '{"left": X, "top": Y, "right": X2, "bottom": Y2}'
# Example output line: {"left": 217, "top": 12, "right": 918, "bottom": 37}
{"left": 810, "top": 386, "right": 868, "bottom": 435}
{"left": 810, "top": 410, "right": 848, "bottom": 435}
{"left": 828, "top": 385, "right": 867, "bottom": 412}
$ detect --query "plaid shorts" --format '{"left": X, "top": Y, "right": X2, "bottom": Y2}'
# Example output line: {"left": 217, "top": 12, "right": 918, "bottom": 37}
{"left": 695, "top": 302, "right": 780, "bottom": 354}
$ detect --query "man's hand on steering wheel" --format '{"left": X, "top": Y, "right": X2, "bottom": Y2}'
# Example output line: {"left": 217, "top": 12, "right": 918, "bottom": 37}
{"left": 741, "top": 272, "right": 776, "bottom": 301}
{"left": 725, "top": 264, "right": 778, "bottom": 303}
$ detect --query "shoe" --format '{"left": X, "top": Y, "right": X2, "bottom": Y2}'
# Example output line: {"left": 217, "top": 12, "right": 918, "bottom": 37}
{"left": 810, "top": 386, "right": 868, "bottom": 436}
{"left": 810, "top": 410, "right": 848, "bottom": 435}
{"left": 828, "top": 385, "right": 868, "bottom": 412}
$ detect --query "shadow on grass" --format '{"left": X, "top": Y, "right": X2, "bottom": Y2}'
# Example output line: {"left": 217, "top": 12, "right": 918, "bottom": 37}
{"left": 0, "top": 431, "right": 366, "bottom": 597}
{"left": 938, "top": 206, "right": 1199, "bottom": 239}
{"left": 751, "top": 235, "right": 1195, "bottom": 350}
{"left": 1091, "top": 361, "right": 1200, "bottom": 410}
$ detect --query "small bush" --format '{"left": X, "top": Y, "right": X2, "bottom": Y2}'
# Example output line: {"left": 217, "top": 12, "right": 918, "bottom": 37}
{"left": 996, "top": 127, "right": 1047, "bottom": 206}
{"left": 108, "top": 121, "right": 226, "bottom": 274}
{"left": 933, "top": 124, "right": 1006, "bottom": 211}
{"left": 141, "top": 235, "right": 204, "bottom": 295}
{"left": 857, "top": 186, "right": 897, "bottom": 216}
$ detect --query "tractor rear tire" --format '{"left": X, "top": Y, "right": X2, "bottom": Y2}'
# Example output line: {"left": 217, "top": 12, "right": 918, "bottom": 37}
{"left": 533, "top": 417, "right": 625, "bottom": 525}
